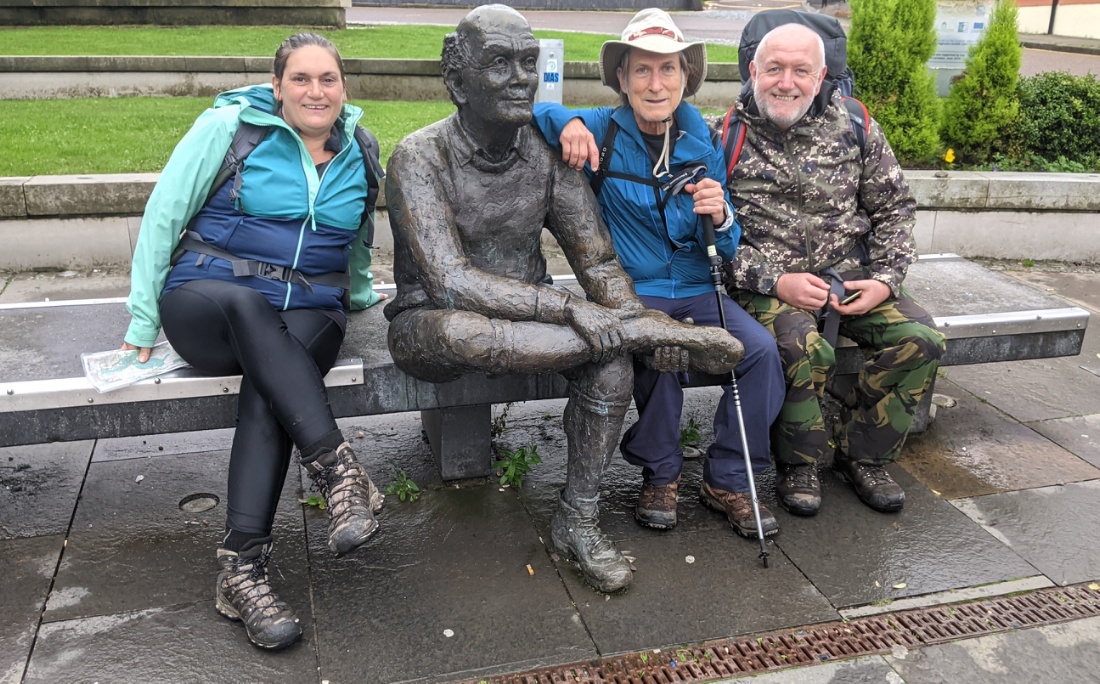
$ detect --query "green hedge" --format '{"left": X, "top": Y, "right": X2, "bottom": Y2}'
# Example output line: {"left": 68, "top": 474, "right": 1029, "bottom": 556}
{"left": 1012, "top": 72, "right": 1100, "bottom": 165}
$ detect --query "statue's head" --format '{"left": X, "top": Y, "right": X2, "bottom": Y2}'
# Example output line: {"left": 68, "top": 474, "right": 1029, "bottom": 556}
{"left": 441, "top": 5, "right": 539, "bottom": 133}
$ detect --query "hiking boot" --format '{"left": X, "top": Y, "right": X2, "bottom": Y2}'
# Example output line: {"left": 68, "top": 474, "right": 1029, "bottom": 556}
{"left": 700, "top": 481, "right": 779, "bottom": 539}
{"left": 833, "top": 458, "right": 905, "bottom": 512}
{"left": 215, "top": 538, "right": 302, "bottom": 651}
{"left": 303, "top": 442, "right": 380, "bottom": 556}
{"left": 776, "top": 463, "right": 822, "bottom": 517}
{"left": 635, "top": 477, "right": 679, "bottom": 530}
{"left": 550, "top": 494, "right": 633, "bottom": 593}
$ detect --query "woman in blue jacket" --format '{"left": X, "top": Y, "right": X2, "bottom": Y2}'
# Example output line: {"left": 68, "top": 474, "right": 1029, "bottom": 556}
{"left": 532, "top": 10, "right": 784, "bottom": 540}
{"left": 121, "top": 33, "right": 384, "bottom": 651}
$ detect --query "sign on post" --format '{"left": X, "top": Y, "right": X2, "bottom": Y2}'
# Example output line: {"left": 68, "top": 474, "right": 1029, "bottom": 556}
{"left": 537, "top": 39, "right": 564, "bottom": 104}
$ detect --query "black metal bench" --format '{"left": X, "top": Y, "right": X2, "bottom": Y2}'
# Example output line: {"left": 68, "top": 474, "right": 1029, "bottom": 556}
{"left": 0, "top": 254, "right": 1089, "bottom": 479}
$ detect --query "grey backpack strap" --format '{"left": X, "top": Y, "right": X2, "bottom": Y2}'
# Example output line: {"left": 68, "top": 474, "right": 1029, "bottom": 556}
{"left": 353, "top": 125, "right": 384, "bottom": 248}
{"left": 206, "top": 122, "right": 269, "bottom": 205}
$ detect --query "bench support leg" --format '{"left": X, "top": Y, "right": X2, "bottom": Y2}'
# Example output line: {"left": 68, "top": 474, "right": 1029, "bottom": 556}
{"left": 421, "top": 405, "right": 492, "bottom": 481}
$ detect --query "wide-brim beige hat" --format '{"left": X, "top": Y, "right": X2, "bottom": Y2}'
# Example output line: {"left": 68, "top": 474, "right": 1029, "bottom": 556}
{"left": 599, "top": 8, "right": 707, "bottom": 97}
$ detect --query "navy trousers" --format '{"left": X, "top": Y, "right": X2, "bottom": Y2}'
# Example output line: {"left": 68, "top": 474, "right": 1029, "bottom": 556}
{"left": 620, "top": 292, "right": 785, "bottom": 492}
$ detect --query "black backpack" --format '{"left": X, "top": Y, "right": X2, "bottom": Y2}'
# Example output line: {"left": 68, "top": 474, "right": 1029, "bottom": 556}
{"left": 208, "top": 121, "right": 384, "bottom": 248}
{"left": 721, "top": 9, "right": 870, "bottom": 179}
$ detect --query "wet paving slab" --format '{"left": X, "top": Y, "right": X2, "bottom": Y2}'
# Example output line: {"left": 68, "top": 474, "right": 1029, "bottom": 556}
{"left": 1004, "top": 269, "right": 1100, "bottom": 313}
{"left": 558, "top": 530, "right": 837, "bottom": 656}
{"left": 771, "top": 467, "right": 1039, "bottom": 609}
{"left": 0, "top": 441, "right": 92, "bottom": 539}
{"left": 902, "top": 378, "right": 1100, "bottom": 499}
{"left": 0, "top": 535, "right": 64, "bottom": 684}
{"left": 23, "top": 602, "right": 319, "bottom": 684}
{"left": 44, "top": 450, "right": 311, "bottom": 627}
{"left": 1027, "top": 413, "right": 1100, "bottom": 469}
{"left": 885, "top": 614, "right": 1100, "bottom": 683}
{"left": 942, "top": 319, "right": 1100, "bottom": 425}
{"left": 92, "top": 428, "right": 234, "bottom": 463}
{"left": 305, "top": 483, "right": 594, "bottom": 684}
{"left": 951, "top": 479, "right": 1100, "bottom": 586}
{"left": 711, "top": 655, "right": 902, "bottom": 683}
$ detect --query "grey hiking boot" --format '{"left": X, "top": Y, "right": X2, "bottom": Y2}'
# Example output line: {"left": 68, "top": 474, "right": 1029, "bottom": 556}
{"left": 834, "top": 458, "right": 905, "bottom": 512}
{"left": 700, "top": 481, "right": 779, "bottom": 539}
{"left": 776, "top": 463, "right": 822, "bottom": 517}
{"left": 635, "top": 476, "right": 679, "bottom": 530}
{"left": 303, "top": 442, "right": 381, "bottom": 556}
{"left": 215, "top": 538, "right": 302, "bottom": 651}
{"left": 550, "top": 494, "right": 633, "bottom": 593}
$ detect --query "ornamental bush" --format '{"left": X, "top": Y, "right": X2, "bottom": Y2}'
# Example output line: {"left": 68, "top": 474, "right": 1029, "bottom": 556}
{"left": 848, "top": 0, "right": 942, "bottom": 164}
{"left": 1012, "top": 71, "right": 1100, "bottom": 164}
{"left": 942, "top": 0, "right": 1022, "bottom": 163}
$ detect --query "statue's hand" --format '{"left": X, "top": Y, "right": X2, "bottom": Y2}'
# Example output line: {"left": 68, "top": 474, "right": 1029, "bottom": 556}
{"left": 565, "top": 299, "right": 626, "bottom": 364}
{"left": 645, "top": 346, "right": 690, "bottom": 372}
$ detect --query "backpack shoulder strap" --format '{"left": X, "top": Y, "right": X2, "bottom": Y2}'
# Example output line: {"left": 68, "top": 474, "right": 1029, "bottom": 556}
{"left": 352, "top": 124, "right": 385, "bottom": 247}
{"left": 589, "top": 118, "right": 620, "bottom": 197}
{"left": 840, "top": 96, "right": 870, "bottom": 159}
{"left": 207, "top": 121, "right": 268, "bottom": 204}
{"left": 720, "top": 105, "right": 748, "bottom": 179}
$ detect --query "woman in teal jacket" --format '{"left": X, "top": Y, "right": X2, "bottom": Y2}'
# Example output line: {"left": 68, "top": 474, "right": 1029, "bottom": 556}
{"left": 121, "top": 33, "right": 384, "bottom": 651}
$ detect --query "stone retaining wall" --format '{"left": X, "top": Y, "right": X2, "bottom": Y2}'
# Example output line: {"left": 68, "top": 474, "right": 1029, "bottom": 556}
{"left": 1, "top": 0, "right": 348, "bottom": 28}
{"left": 0, "top": 57, "right": 740, "bottom": 108}
{"left": 2, "top": 172, "right": 1098, "bottom": 271}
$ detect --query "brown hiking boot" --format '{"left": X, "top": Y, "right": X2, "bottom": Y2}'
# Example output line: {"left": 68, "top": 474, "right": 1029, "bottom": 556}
{"left": 215, "top": 538, "right": 302, "bottom": 651}
{"left": 776, "top": 463, "right": 822, "bottom": 517}
{"left": 635, "top": 477, "right": 680, "bottom": 530}
{"left": 700, "top": 481, "right": 779, "bottom": 539}
{"left": 303, "top": 442, "right": 381, "bottom": 556}
{"left": 834, "top": 458, "right": 905, "bottom": 512}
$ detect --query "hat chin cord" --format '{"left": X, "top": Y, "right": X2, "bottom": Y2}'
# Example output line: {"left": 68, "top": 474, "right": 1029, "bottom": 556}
{"left": 652, "top": 116, "right": 673, "bottom": 179}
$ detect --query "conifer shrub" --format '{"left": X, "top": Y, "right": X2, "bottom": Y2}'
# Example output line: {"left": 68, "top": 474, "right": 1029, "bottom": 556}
{"left": 942, "top": 0, "right": 1021, "bottom": 163}
{"left": 848, "top": 0, "right": 942, "bottom": 164}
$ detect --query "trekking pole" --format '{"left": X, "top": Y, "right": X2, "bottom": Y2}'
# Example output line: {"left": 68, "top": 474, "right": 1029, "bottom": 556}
{"left": 700, "top": 212, "right": 770, "bottom": 569}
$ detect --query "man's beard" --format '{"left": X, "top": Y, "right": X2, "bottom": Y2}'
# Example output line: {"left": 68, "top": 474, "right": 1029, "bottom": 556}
{"left": 753, "top": 81, "right": 813, "bottom": 130}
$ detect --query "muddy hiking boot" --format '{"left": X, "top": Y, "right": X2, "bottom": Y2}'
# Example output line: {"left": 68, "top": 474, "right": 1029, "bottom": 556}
{"left": 635, "top": 476, "right": 680, "bottom": 530}
{"left": 550, "top": 494, "right": 633, "bottom": 593}
{"left": 776, "top": 463, "right": 822, "bottom": 516}
{"left": 700, "top": 481, "right": 779, "bottom": 539}
{"left": 834, "top": 458, "right": 905, "bottom": 512}
{"left": 303, "top": 442, "right": 383, "bottom": 556}
{"left": 216, "top": 538, "right": 302, "bottom": 650}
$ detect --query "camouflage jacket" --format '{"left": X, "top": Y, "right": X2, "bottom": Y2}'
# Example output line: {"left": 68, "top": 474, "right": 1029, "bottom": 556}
{"left": 723, "top": 90, "right": 916, "bottom": 297}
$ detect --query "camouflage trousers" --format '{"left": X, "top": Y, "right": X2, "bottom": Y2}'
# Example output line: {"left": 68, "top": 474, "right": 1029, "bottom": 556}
{"left": 734, "top": 290, "right": 946, "bottom": 466}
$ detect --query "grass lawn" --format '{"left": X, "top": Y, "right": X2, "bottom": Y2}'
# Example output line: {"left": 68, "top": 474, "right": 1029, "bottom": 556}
{"left": 0, "top": 24, "right": 738, "bottom": 176}
{"left": 0, "top": 25, "right": 740, "bottom": 63}
{"left": 0, "top": 98, "right": 457, "bottom": 176}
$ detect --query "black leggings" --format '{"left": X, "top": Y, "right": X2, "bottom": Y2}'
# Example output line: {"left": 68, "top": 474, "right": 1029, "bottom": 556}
{"left": 160, "top": 280, "right": 345, "bottom": 535}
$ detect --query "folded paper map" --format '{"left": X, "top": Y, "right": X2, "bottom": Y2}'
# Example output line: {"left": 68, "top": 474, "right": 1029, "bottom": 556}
{"left": 81, "top": 342, "right": 190, "bottom": 393}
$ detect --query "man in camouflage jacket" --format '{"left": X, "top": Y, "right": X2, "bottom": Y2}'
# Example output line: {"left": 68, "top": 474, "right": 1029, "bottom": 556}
{"left": 723, "top": 23, "right": 945, "bottom": 515}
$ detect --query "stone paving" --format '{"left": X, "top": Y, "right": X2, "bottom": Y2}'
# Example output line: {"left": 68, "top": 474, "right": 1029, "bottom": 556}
{"left": 1, "top": 265, "right": 1099, "bottom": 683}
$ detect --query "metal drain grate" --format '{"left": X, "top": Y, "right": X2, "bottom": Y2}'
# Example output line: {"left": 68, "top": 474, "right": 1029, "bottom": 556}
{"left": 460, "top": 582, "right": 1100, "bottom": 684}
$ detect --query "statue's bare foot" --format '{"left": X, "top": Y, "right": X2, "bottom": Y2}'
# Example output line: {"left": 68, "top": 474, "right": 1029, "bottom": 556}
{"left": 622, "top": 310, "right": 744, "bottom": 375}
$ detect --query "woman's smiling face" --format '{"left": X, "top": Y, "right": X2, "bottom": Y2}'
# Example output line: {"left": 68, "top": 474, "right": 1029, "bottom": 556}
{"left": 272, "top": 44, "right": 346, "bottom": 139}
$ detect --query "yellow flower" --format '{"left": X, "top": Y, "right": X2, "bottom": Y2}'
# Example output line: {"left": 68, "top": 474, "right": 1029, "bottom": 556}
{"left": 944, "top": 148, "right": 956, "bottom": 163}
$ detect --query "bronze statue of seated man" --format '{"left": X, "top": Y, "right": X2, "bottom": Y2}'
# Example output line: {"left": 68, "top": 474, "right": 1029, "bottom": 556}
{"left": 383, "top": 3, "right": 743, "bottom": 593}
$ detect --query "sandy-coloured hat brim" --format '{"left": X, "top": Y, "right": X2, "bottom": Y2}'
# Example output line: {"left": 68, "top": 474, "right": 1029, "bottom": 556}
{"left": 599, "top": 37, "right": 707, "bottom": 97}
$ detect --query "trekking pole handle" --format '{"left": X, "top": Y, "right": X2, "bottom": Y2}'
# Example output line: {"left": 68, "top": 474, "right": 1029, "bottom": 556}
{"left": 700, "top": 215, "right": 725, "bottom": 299}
